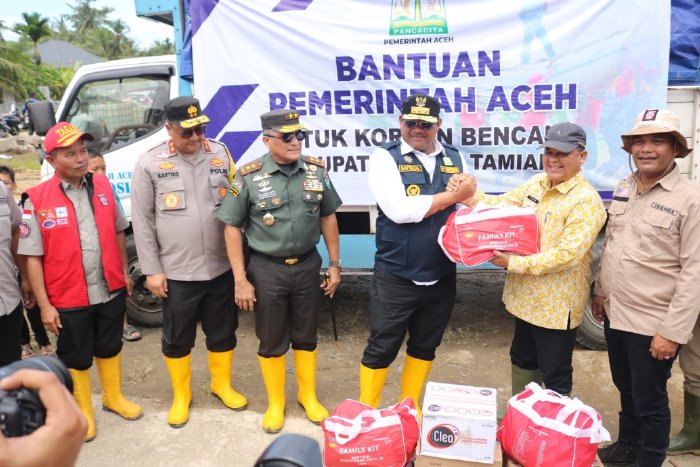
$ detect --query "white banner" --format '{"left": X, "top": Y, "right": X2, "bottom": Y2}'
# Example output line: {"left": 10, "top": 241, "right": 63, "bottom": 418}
{"left": 192, "top": 0, "right": 670, "bottom": 205}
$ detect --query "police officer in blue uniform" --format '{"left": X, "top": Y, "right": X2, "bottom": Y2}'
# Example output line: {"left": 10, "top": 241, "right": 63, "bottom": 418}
{"left": 218, "top": 109, "right": 342, "bottom": 433}
{"left": 360, "top": 94, "right": 476, "bottom": 414}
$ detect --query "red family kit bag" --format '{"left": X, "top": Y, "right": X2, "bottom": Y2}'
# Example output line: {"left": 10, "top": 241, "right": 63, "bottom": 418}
{"left": 321, "top": 398, "right": 419, "bottom": 467}
{"left": 438, "top": 204, "right": 540, "bottom": 266}
{"left": 497, "top": 383, "right": 611, "bottom": 467}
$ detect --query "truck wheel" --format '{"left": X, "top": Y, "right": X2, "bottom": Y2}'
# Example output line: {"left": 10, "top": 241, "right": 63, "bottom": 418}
{"left": 125, "top": 233, "right": 163, "bottom": 326}
{"left": 575, "top": 233, "right": 607, "bottom": 350}
{"left": 576, "top": 287, "right": 607, "bottom": 350}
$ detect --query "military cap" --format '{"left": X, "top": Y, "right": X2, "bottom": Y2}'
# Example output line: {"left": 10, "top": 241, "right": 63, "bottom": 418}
{"left": 260, "top": 109, "right": 306, "bottom": 133}
{"left": 165, "top": 96, "right": 210, "bottom": 129}
{"left": 401, "top": 94, "right": 441, "bottom": 123}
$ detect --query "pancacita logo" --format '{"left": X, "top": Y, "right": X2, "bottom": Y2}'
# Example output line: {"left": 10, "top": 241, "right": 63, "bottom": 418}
{"left": 389, "top": 0, "right": 448, "bottom": 36}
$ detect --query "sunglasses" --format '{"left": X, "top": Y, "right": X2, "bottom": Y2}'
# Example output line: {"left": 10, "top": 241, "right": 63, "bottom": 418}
{"left": 404, "top": 120, "right": 435, "bottom": 130}
{"left": 265, "top": 130, "right": 307, "bottom": 143}
{"left": 173, "top": 126, "right": 206, "bottom": 138}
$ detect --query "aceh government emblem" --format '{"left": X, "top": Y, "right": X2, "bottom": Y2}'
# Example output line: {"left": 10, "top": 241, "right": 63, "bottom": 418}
{"left": 389, "top": 0, "right": 448, "bottom": 36}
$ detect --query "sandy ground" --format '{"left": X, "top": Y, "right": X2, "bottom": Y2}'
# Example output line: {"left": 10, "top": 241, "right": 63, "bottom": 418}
{"left": 44, "top": 273, "right": 696, "bottom": 467}
{"left": 9, "top": 139, "right": 697, "bottom": 466}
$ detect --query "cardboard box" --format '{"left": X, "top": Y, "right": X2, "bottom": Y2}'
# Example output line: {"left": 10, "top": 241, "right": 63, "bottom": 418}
{"left": 415, "top": 442, "right": 502, "bottom": 467}
{"left": 420, "top": 382, "right": 498, "bottom": 464}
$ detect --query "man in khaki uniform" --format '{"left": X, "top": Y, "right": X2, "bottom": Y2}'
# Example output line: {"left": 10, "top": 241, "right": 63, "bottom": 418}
{"left": 0, "top": 179, "right": 27, "bottom": 365}
{"left": 131, "top": 96, "right": 246, "bottom": 428}
{"left": 593, "top": 109, "right": 700, "bottom": 466}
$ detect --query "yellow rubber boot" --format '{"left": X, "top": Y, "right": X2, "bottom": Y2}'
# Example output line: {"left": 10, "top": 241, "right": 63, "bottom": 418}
{"left": 164, "top": 354, "right": 192, "bottom": 428}
{"left": 95, "top": 353, "right": 143, "bottom": 420}
{"left": 208, "top": 350, "right": 248, "bottom": 411}
{"left": 398, "top": 356, "right": 433, "bottom": 418}
{"left": 258, "top": 355, "right": 286, "bottom": 433}
{"left": 69, "top": 368, "right": 96, "bottom": 442}
{"left": 293, "top": 350, "right": 329, "bottom": 424}
{"left": 359, "top": 363, "right": 389, "bottom": 408}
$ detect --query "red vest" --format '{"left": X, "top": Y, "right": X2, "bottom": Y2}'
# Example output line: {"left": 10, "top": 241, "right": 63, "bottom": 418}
{"left": 27, "top": 174, "right": 126, "bottom": 308}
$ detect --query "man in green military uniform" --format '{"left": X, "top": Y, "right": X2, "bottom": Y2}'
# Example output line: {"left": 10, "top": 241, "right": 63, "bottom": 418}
{"left": 218, "top": 109, "right": 342, "bottom": 433}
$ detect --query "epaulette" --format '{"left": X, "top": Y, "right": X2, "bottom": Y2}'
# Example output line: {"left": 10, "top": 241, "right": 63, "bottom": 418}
{"left": 202, "top": 138, "right": 212, "bottom": 153}
{"left": 238, "top": 161, "right": 263, "bottom": 176}
{"left": 303, "top": 156, "right": 325, "bottom": 168}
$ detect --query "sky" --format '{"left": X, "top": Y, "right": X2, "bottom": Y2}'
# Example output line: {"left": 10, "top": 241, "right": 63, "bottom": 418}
{"left": 1, "top": 0, "right": 174, "bottom": 49}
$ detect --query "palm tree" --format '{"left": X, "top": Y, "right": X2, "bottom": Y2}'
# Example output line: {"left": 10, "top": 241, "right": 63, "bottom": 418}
{"left": 142, "top": 38, "right": 175, "bottom": 56}
{"left": 0, "top": 41, "right": 34, "bottom": 98}
{"left": 68, "top": 0, "right": 114, "bottom": 38}
{"left": 53, "top": 15, "right": 75, "bottom": 42}
{"left": 107, "top": 19, "right": 134, "bottom": 58}
{"left": 13, "top": 12, "right": 51, "bottom": 65}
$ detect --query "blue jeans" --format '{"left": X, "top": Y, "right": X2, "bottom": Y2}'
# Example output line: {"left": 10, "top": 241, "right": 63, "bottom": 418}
{"left": 604, "top": 318, "right": 675, "bottom": 467}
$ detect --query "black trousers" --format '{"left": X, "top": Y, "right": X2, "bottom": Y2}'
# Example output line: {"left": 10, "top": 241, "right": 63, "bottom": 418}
{"left": 604, "top": 318, "right": 674, "bottom": 467}
{"left": 362, "top": 267, "right": 456, "bottom": 369}
{"left": 161, "top": 270, "right": 237, "bottom": 358}
{"left": 247, "top": 250, "right": 322, "bottom": 357}
{"left": 57, "top": 292, "right": 125, "bottom": 370}
{"left": 509, "top": 317, "right": 578, "bottom": 394}
{"left": 21, "top": 304, "right": 50, "bottom": 347}
{"left": 0, "top": 302, "right": 23, "bottom": 366}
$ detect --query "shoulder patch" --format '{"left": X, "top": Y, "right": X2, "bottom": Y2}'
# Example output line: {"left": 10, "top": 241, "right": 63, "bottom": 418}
{"left": 303, "top": 156, "right": 325, "bottom": 168}
{"left": 238, "top": 161, "right": 262, "bottom": 176}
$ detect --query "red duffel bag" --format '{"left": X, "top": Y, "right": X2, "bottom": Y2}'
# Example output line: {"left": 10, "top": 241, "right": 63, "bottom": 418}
{"left": 321, "top": 398, "right": 419, "bottom": 467}
{"left": 438, "top": 204, "right": 540, "bottom": 266}
{"left": 497, "top": 383, "right": 610, "bottom": 467}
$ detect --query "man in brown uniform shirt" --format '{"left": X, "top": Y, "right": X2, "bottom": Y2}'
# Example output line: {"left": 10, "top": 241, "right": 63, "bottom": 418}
{"left": 593, "top": 109, "right": 700, "bottom": 466}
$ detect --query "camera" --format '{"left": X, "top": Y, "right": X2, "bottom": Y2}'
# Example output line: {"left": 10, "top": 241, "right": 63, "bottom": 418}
{"left": 254, "top": 433, "right": 322, "bottom": 467}
{"left": 0, "top": 356, "right": 73, "bottom": 437}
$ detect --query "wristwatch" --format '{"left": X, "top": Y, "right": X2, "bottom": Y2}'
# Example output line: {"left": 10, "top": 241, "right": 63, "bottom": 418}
{"left": 329, "top": 259, "right": 342, "bottom": 270}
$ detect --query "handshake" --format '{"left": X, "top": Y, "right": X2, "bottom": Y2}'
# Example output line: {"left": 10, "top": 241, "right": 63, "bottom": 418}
{"left": 446, "top": 172, "right": 477, "bottom": 203}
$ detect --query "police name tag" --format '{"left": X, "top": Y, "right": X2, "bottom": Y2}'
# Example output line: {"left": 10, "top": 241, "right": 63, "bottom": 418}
{"left": 303, "top": 179, "right": 324, "bottom": 192}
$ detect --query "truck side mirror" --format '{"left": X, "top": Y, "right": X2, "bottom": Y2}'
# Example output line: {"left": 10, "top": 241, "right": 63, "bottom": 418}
{"left": 27, "top": 101, "right": 56, "bottom": 137}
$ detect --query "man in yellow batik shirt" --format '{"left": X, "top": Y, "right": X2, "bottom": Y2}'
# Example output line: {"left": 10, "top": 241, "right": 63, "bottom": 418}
{"left": 451, "top": 122, "right": 606, "bottom": 397}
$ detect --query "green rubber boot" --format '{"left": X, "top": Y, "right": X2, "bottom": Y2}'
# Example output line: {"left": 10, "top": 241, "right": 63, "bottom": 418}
{"left": 668, "top": 390, "right": 700, "bottom": 455}
{"left": 511, "top": 364, "right": 542, "bottom": 396}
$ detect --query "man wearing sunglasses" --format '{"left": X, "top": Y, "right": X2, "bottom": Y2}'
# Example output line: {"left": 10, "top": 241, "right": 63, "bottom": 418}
{"left": 131, "top": 96, "right": 247, "bottom": 428}
{"left": 359, "top": 94, "right": 476, "bottom": 415}
{"left": 218, "top": 109, "right": 342, "bottom": 433}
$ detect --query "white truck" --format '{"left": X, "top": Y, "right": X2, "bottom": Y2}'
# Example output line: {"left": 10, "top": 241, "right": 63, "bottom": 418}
{"left": 28, "top": 1, "right": 700, "bottom": 351}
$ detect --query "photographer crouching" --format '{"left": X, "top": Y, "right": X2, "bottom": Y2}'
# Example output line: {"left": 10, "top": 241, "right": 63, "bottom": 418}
{"left": 0, "top": 358, "right": 87, "bottom": 466}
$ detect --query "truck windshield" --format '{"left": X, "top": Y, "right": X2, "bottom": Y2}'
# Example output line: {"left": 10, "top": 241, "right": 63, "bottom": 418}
{"left": 65, "top": 76, "right": 170, "bottom": 153}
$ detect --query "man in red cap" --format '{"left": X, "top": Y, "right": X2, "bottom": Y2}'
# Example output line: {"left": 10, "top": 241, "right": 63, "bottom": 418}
{"left": 18, "top": 122, "right": 141, "bottom": 442}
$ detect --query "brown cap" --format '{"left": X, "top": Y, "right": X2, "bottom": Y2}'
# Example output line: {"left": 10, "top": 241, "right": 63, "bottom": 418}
{"left": 621, "top": 109, "right": 691, "bottom": 158}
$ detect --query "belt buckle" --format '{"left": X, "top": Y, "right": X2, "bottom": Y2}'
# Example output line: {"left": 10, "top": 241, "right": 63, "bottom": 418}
{"left": 284, "top": 257, "right": 298, "bottom": 265}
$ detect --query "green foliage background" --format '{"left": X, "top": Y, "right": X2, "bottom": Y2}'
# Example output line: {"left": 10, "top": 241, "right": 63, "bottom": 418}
{"left": 0, "top": 0, "right": 175, "bottom": 103}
